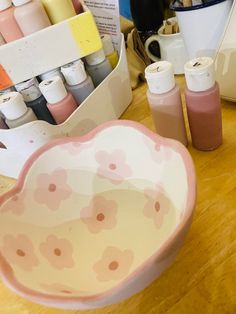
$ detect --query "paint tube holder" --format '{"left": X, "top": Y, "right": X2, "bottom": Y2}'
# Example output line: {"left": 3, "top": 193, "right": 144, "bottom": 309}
{"left": 0, "top": 34, "right": 132, "bottom": 178}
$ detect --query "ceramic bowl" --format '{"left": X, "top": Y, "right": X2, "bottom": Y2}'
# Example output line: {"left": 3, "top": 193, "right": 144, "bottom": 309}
{"left": 0, "top": 120, "right": 196, "bottom": 310}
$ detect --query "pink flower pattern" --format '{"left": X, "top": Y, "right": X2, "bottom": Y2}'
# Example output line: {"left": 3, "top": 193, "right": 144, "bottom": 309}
{"left": 0, "top": 191, "right": 26, "bottom": 216}
{"left": 143, "top": 137, "right": 173, "bottom": 164}
{"left": 94, "top": 246, "right": 134, "bottom": 282}
{"left": 143, "top": 187, "right": 170, "bottom": 228}
{"left": 80, "top": 196, "right": 118, "bottom": 233}
{"left": 34, "top": 168, "right": 72, "bottom": 210}
{"left": 95, "top": 150, "right": 132, "bottom": 184}
{"left": 60, "top": 141, "right": 81, "bottom": 155}
{"left": 1, "top": 234, "right": 39, "bottom": 271}
{"left": 39, "top": 235, "right": 74, "bottom": 270}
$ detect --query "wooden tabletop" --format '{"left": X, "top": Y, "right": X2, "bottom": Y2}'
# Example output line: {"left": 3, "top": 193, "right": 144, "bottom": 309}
{"left": 0, "top": 76, "right": 236, "bottom": 313}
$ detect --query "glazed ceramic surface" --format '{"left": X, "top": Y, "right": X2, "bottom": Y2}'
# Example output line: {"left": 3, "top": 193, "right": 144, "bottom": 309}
{"left": 0, "top": 120, "right": 196, "bottom": 309}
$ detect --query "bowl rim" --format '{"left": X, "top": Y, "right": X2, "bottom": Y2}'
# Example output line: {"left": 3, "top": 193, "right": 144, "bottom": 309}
{"left": 0, "top": 119, "right": 196, "bottom": 306}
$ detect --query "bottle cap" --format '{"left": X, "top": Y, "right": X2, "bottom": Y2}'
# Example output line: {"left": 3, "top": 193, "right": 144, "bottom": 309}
{"left": 184, "top": 57, "right": 215, "bottom": 92}
{"left": 145, "top": 61, "right": 175, "bottom": 94}
{"left": 39, "top": 68, "right": 65, "bottom": 83}
{"left": 101, "top": 34, "right": 115, "bottom": 56}
{"left": 12, "top": 0, "right": 31, "bottom": 6}
{"left": 39, "top": 76, "right": 68, "bottom": 104}
{"left": 61, "top": 60, "right": 87, "bottom": 86}
{"left": 0, "top": 92, "right": 28, "bottom": 120}
{"left": 85, "top": 49, "right": 105, "bottom": 66}
{"left": 15, "top": 77, "right": 42, "bottom": 102}
{"left": 0, "top": 87, "right": 15, "bottom": 96}
{"left": 0, "top": 0, "right": 12, "bottom": 11}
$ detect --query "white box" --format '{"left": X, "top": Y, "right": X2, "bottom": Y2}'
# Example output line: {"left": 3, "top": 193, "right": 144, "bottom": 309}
{"left": 0, "top": 4, "right": 102, "bottom": 89}
{"left": 0, "top": 34, "right": 132, "bottom": 178}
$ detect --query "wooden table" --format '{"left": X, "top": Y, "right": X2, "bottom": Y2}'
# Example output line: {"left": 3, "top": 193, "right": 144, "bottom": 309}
{"left": 0, "top": 76, "right": 236, "bottom": 313}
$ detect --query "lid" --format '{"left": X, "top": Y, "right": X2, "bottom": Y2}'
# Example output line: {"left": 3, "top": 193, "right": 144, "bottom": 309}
{"left": 39, "top": 68, "right": 65, "bottom": 83}
{"left": 39, "top": 76, "right": 68, "bottom": 104}
{"left": 15, "top": 77, "right": 42, "bottom": 102}
{"left": 85, "top": 49, "right": 105, "bottom": 66}
{"left": 184, "top": 57, "right": 215, "bottom": 92}
{"left": 0, "top": 92, "right": 28, "bottom": 120}
{"left": 0, "top": 87, "right": 15, "bottom": 96}
{"left": 130, "top": 0, "right": 164, "bottom": 32}
{"left": 61, "top": 60, "right": 87, "bottom": 86}
{"left": 101, "top": 34, "right": 115, "bottom": 56}
{"left": 12, "top": 0, "right": 31, "bottom": 6}
{"left": 145, "top": 61, "right": 175, "bottom": 94}
{"left": 0, "top": 0, "right": 11, "bottom": 11}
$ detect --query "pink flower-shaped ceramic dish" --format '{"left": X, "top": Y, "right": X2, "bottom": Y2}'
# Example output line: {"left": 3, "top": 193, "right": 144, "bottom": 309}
{"left": 0, "top": 120, "right": 196, "bottom": 310}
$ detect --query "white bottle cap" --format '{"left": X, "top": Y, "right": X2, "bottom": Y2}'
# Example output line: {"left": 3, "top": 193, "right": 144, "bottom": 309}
{"left": 15, "top": 77, "right": 42, "bottom": 102}
{"left": 61, "top": 60, "right": 87, "bottom": 86}
{"left": 85, "top": 49, "right": 105, "bottom": 66}
{"left": 101, "top": 34, "right": 115, "bottom": 56}
{"left": 12, "top": 0, "right": 31, "bottom": 6}
{"left": 0, "top": 87, "right": 15, "bottom": 96}
{"left": 184, "top": 57, "right": 215, "bottom": 92}
{"left": 39, "top": 76, "right": 68, "bottom": 104}
{"left": 0, "top": 92, "right": 28, "bottom": 120}
{"left": 39, "top": 68, "right": 65, "bottom": 82}
{"left": 0, "top": 0, "right": 12, "bottom": 11}
{"left": 145, "top": 61, "right": 175, "bottom": 94}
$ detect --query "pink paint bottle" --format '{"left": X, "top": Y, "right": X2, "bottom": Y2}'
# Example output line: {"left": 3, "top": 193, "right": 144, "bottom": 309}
{"left": 12, "top": 0, "right": 51, "bottom": 36}
{"left": 145, "top": 61, "right": 188, "bottom": 146}
{"left": 72, "top": 0, "right": 83, "bottom": 14}
{"left": 39, "top": 76, "right": 78, "bottom": 124}
{"left": 184, "top": 57, "right": 222, "bottom": 151}
{"left": 0, "top": 0, "right": 23, "bottom": 43}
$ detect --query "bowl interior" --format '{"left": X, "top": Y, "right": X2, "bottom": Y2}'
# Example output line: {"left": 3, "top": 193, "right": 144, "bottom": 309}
{"left": 0, "top": 123, "right": 190, "bottom": 299}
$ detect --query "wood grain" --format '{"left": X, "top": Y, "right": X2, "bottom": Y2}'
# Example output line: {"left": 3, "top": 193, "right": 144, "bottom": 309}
{"left": 0, "top": 76, "right": 236, "bottom": 313}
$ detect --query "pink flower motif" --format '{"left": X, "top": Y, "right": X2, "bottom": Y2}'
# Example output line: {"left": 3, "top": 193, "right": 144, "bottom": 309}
{"left": 1, "top": 234, "right": 39, "bottom": 271}
{"left": 93, "top": 246, "right": 134, "bottom": 282}
{"left": 143, "top": 187, "right": 170, "bottom": 228}
{"left": 80, "top": 196, "right": 118, "bottom": 233}
{"left": 34, "top": 168, "right": 72, "bottom": 210}
{"left": 95, "top": 150, "right": 132, "bottom": 184}
{"left": 60, "top": 141, "right": 81, "bottom": 155}
{"left": 39, "top": 235, "right": 74, "bottom": 270}
{"left": 40, "top": 283, "right": 85, "bottom": 296}
{"left": 143, "top": 137, "right": 173, "bottom": 164}
{"left": 0, "top": 191, "right": 26, "bottom": 215}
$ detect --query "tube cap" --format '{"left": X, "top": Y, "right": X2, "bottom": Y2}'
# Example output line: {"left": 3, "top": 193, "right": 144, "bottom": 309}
{"left": 85, "top": 49, "right": 105, "bottom": 66}
{"left": 145, "top": 61, "right": 175, "bottom": 94}
{"left": 39, "top": 68, "right": 65, "bottom": 83}
{"left": 61, "top": 60, "right": 87, "bottom": 86}
{"left": 15, "top": 77, "right": 42, "bottom": 102}
{"left": 184, "top": 57, "right": 215, "bottom": 92}
{"left": 101, "top": 34, "right": 115, "bottom": 56}
{"left": 0, "top": 0, "right": 11, "bottom": 11}
{"left": 0, "top": 92, "right": 28, "bottom": 120}
{"left": 39, "top": 76, "right": 68, "bottom": 104}
{"left": 12, "top": 0, "right": 31, "bottom": 6}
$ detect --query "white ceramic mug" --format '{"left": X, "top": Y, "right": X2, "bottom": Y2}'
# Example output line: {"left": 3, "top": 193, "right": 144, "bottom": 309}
{"left": 144, "top": 19, "right": 188, "bottom": 74}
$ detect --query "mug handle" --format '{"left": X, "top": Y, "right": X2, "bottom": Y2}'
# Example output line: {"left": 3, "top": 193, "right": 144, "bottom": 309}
{"left": 144, "top": 34, "right": 161, "bottom": 62}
